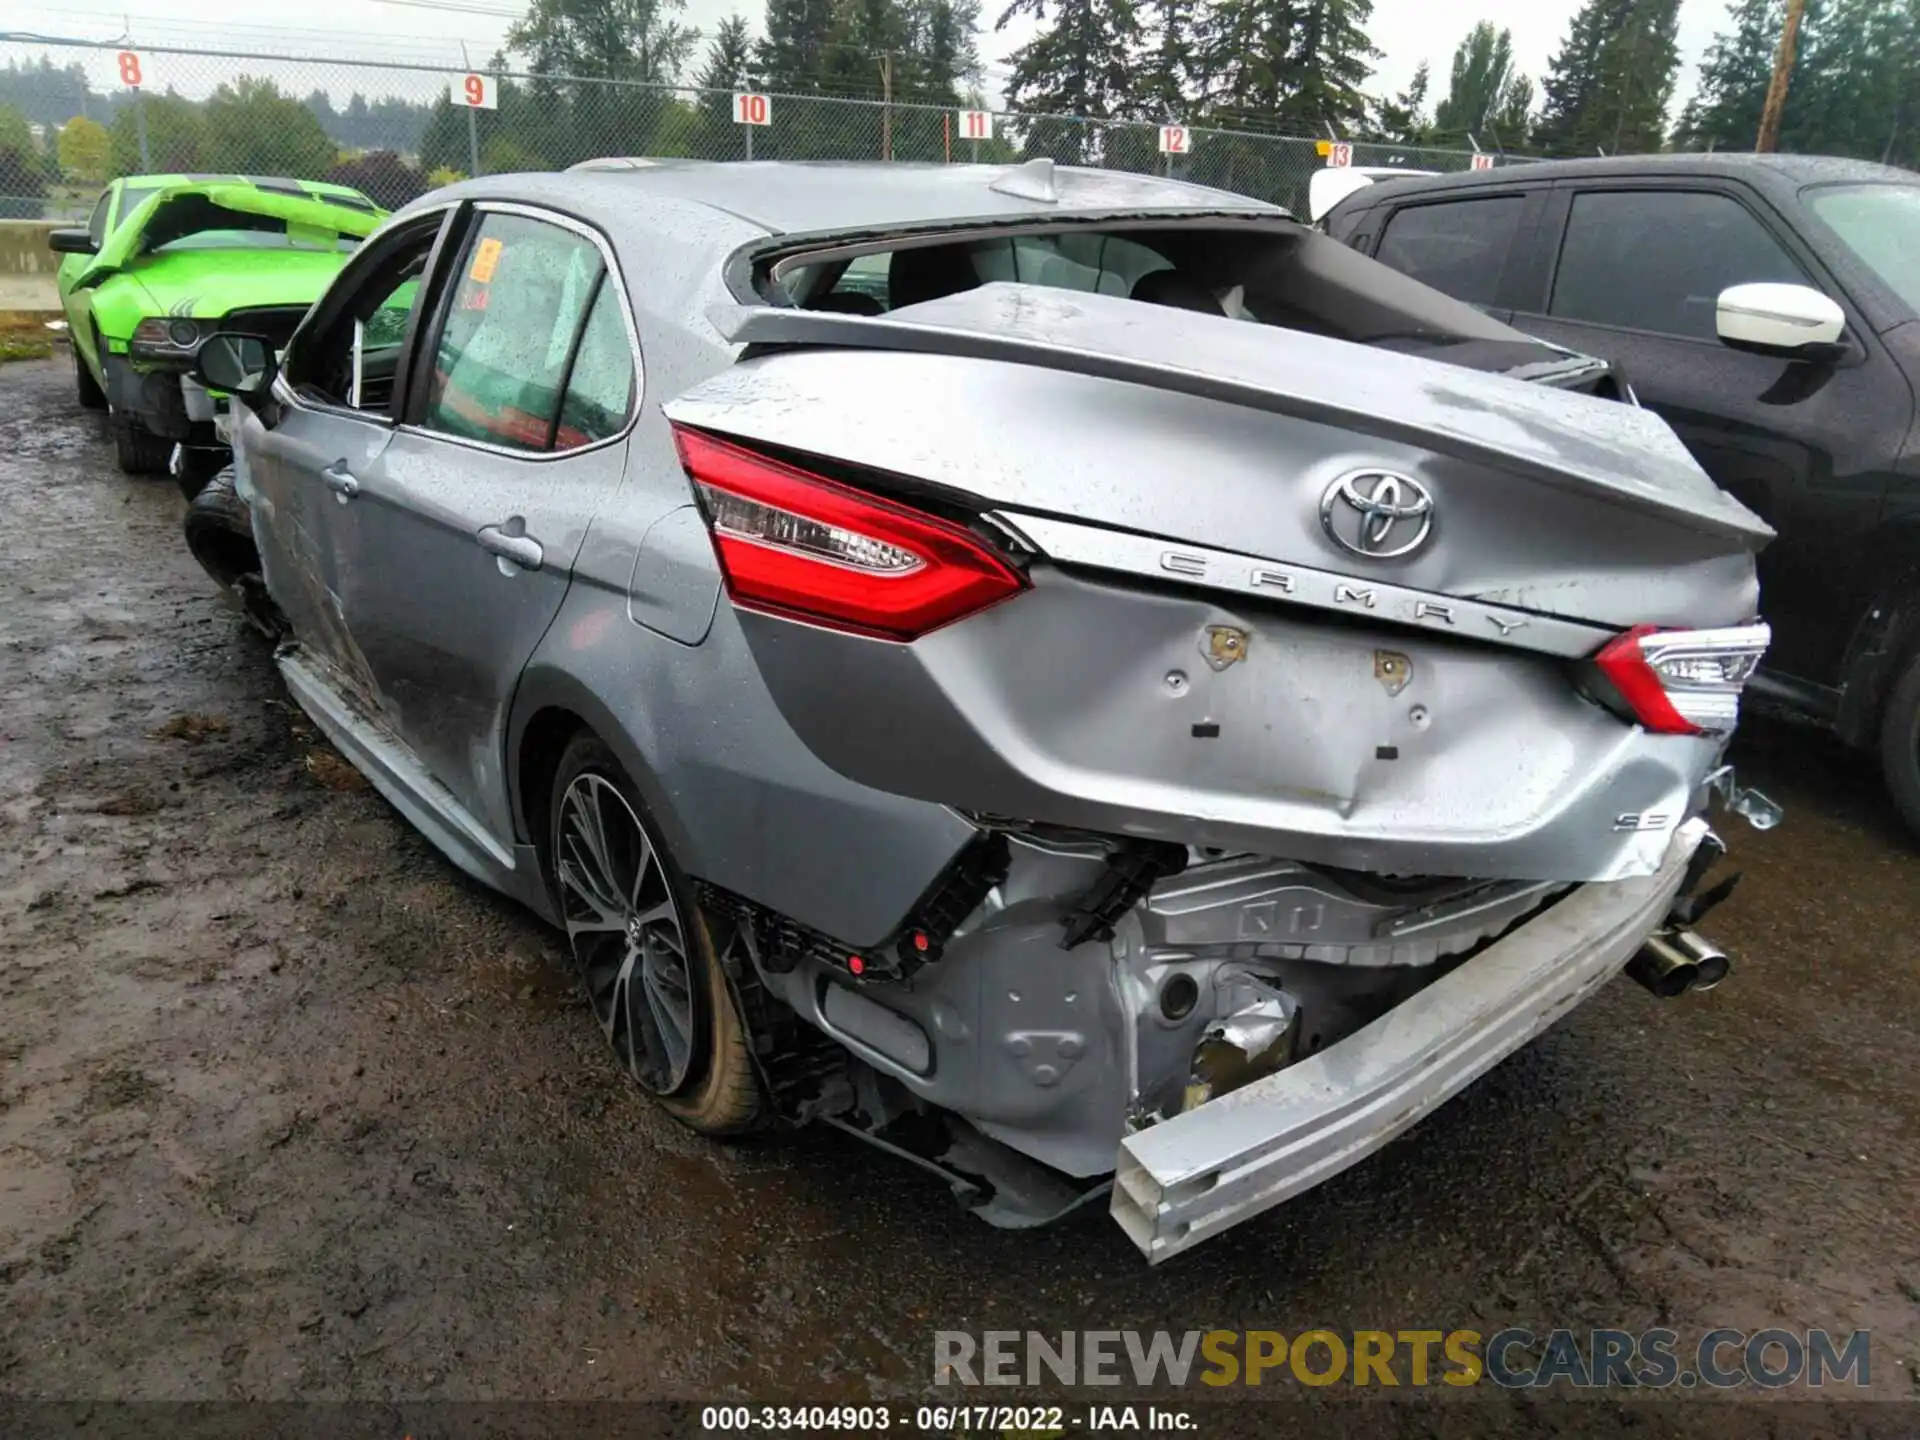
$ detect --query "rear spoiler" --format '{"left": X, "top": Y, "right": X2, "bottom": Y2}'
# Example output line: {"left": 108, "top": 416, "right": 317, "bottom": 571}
{"left": 705, "top": 284, "right": 1771, "bottom": 544}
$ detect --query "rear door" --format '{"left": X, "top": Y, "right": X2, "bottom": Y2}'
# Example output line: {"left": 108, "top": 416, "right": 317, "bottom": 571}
{"left": 329, "top": 204, "right": 638, "bottom": 847}
{"left": 1506, "top": 182, "right": 1912, "bottom": 685}
{"left": 1349, "top": 187, "right": 1544, "bottom": 322}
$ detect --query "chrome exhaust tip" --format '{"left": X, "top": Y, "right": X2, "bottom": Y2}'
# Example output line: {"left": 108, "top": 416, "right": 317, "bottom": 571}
{"left": 1669, "top": 928, "right": 1730, "bottom": 991}
{"left": 1625, "top": 929, "right": 1730, "bottom": 998}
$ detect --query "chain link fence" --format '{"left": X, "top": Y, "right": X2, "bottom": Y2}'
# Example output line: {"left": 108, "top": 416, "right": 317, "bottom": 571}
{"left": 0, "top": 34, "right": 1507, "bottom": 224}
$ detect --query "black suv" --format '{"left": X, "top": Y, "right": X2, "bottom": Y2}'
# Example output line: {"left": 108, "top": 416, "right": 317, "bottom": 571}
{"left": 1325, "top": 153, "right": 1920, "bottom": 836}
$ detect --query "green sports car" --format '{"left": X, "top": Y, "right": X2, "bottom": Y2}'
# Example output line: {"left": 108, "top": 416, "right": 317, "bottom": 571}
{"left": 52, "top": 174, "right": 386, "bottom": 478}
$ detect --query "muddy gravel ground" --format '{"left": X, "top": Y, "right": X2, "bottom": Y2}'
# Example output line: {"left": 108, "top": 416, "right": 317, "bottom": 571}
{"left": 2, "top": 357, "right": 1917, "bottom": 1436}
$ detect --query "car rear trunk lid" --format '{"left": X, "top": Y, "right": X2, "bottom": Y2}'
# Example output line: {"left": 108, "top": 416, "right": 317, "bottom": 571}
{"left": 665, "top": 285, "right": 1769, "bottom": 883}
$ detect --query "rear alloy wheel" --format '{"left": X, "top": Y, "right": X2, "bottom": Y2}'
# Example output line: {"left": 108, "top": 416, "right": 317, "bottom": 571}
{"left": 73, "top": 345, "right": 106, "bottom": 410}
{"left": 1879, "top": 649, "right": 1920, "bottom": 840}
{"left": 548, "top": 735, "right": 764, "bottom": 1134}
{"left": 111, "top": 406, "right": 171, "bottom": 475}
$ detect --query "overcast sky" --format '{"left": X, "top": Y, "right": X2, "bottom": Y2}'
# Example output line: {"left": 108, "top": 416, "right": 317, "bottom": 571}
{"left": 1, "top": 0, "right": 1736, "bottom": 120}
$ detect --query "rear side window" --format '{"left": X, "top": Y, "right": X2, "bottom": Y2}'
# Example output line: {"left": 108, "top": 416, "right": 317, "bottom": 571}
{"left": 1549, "top": 190, "right": 1804, "bottom": 340}
{"left": 1374, "top": 197, "right": 1525, "bottom": 309}
{"left": 426, "top": 213, "right": 605, "bottom": 452}
{"left": 554, "top": 283, "right": 636, "bottom": 448}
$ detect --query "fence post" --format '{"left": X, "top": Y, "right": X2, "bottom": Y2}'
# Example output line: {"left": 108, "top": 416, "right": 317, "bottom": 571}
{"left": 460, "top": 44, "right": 481, "bottom": 176}
{"left": 133, "top": 88, "right": 150, "bottom": 172}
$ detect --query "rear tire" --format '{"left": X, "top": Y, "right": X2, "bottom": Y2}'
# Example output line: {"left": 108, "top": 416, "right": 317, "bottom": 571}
{"left": 1879, "top": 648, "right": 1920, "bottom": 840}
{"left": 73, "top": 344, "right": 106, "bottom": 410}
{"left": 111, "top": 406, "right": 170, "bottom": 475}
{"left": 547, "top": 734, "right": 765, "bottom": 1135}
{"left": 183, "top": 466, "right": 260, "bottom": 596}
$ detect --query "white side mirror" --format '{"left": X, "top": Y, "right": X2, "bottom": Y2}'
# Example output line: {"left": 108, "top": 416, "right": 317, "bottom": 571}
{"left": 1716, "top": 282, "right": 1846, "bottom": 359}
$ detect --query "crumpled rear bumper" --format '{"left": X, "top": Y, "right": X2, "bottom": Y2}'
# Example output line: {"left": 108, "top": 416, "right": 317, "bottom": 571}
{"left": 1111, "top": 818, "right": 1711, "bottom": 1263}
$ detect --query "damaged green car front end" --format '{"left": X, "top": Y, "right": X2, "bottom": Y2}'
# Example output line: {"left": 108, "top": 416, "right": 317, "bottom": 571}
{"left": 53, "top": 176, "right": 385, "bottom": 480}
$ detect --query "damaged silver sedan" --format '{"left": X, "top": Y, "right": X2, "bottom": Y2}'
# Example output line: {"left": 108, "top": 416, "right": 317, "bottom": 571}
{"left": 188, "top": 158, "right": 1780, "bottom": 1261}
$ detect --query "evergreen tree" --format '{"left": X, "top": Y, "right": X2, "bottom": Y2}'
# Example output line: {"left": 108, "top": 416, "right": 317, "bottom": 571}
{"left": 0, "top": 101, "right": 47, "bottom": 219}
{"left": 1489, "top": 72, "right": 1534, "bottom": 144}
{"left": 1593, "top": 0, "right": 1681, "bottom": 152}
{"left": 1532, "top": 0, "right": 1679, "bottom": 154}
{"left": 1365, "top": 59, "right": 1430, "bottom": 143}
{"left": 694, "top": 14, "right": 755, "bottom": 158}
{"left": 0, "top": 58, "right": 95, "bottom": 130}
{"left": 507, "top": 0, "right": 699, "bottom": 163}
{"left": 908, "top": 0, "right": 981, "bottom": 103}
{"left": 508, "top": 0, "right": 700, "bottom": 85}
{"left": 1196, "top": 0, "right": 1376, "bottom": 136}
{"left": 418, "top": 90, "right": 471, "bottom": 174}
{"left": 825, "top": 0, "right": 907, "bottom": 100}
{"left": 1533, "top": 0, "right": 1615, "bottom": 151}
{"left": 696, "top": 15, "right": 756, "bottom": 95}
{"left": 757, "top": 0, "right": 840, "bottom": 93}
{"left": 1138, "top": 0, "right": 1200, "bottom": 118}
{"left": 1788, "top": 0, "right": 1918, "bottom": 164}
{"left": 1191, "top": 0, "right": 1294, "bottom": 124}
{"left": 1432, "top": 22, "right": 1522, "bottom": 141}
{"left": 1283, "top": 0, "right": 1378, "bottom": 135}
{"left": 203, "top": 77, "right": 338, "bottom": 178}
{"left": 995, "top": 0, "right": 1143, "bottom": 159}
{"left": 1672, "top": 0, "right": 1788, "bottom": 150}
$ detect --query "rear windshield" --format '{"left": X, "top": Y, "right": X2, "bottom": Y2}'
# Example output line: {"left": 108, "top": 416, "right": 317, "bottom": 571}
{"left": 775, "top": 221, "right": 1540, "bottom": 362}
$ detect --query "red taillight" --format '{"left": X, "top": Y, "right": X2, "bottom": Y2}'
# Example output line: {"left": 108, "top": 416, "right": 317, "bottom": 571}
{"left": 673, "top": 425, "right": 1027, "bottom": 641}
{"left": 1593, "top": 623, "right": 1771, "bottom": 736}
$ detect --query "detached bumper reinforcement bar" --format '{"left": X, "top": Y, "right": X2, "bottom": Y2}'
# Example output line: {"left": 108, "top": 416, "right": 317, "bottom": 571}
{"left": 1111, "top": 818, "right": 1711, "bottom": 1263}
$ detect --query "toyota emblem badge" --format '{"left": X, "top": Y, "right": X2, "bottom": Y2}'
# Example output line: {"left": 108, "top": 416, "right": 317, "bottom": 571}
{"left": 1320, "top": 470, "right": 1436, "bottom": 560}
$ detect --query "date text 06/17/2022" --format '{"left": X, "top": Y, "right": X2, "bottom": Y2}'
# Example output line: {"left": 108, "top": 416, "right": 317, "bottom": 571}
{"left": 698, "top": 1404, "right": 1197, "bottom": 1431}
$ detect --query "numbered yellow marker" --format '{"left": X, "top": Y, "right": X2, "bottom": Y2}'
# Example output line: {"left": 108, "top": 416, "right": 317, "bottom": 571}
{"left": 469, "top": 236, "right": 504, "bottom": 285}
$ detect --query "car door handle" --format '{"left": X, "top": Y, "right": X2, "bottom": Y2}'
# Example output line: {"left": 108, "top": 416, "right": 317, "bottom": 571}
{"left": 321, "top": 462, "right": 360, "bottom": 501}
{"left": 477, "top": 523, "right": 544, "bottom": 572}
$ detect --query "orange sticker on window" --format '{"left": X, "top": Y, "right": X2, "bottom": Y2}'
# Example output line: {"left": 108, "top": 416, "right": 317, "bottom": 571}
{"left": 468, "top": 236, "right": 504, "bottom": 284}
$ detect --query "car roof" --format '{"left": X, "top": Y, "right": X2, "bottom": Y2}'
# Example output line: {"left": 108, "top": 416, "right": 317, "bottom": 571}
{"left": 492, "top": 158, "right": 1284, "bottom": 235}
{"left": 1334, "top": 151, "right": 1916, "bottom": 210}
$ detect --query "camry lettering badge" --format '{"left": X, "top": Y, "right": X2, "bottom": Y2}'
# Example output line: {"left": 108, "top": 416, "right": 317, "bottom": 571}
{"left": 1320, "top": 470, "right": 1436, "bottom": 561}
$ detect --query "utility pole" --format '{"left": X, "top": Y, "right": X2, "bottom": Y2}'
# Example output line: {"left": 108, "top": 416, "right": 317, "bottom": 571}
{"left": 1756, "top": 0, "right": 1806, "bottom": 153}
{"left": 880, "top": 52, "right": 893, "bottom": 161}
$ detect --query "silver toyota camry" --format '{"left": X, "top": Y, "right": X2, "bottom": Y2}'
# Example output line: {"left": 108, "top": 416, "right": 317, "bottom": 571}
{"left": 187, "top": 158, "right": 1780, "bottom": 1261}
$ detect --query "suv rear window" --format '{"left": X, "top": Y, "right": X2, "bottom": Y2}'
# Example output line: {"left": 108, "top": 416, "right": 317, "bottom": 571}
{"left": 1373, "top": 196, "right": 1525, "bottom": 309}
